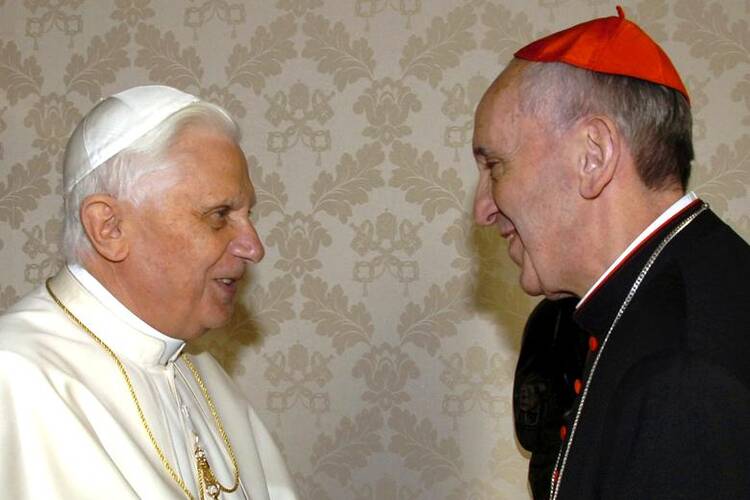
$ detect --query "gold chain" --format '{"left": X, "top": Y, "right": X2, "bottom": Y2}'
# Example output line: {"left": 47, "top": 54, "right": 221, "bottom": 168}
{"left": 45, "top": 279, "right": 240, "bottom": 500}
{"left": 184, "top": 355, "right": 240, "bottom": 498}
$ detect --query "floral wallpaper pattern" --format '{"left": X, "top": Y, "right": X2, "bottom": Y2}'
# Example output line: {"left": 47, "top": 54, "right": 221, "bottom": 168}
{"left": 1, "top": 1, "right": 748, "bottom": 499}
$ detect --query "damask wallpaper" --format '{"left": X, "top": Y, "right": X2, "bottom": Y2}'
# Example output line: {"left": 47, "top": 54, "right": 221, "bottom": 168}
{"left": 1, "top": 1, "right": 748, "bottom": 499}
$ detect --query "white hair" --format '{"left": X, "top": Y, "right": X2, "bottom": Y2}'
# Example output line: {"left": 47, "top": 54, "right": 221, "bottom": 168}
{"left": 62, "top": 102, "right": 240, "bottom": 264}
{"left": 513, "top": 60, "right": 693, "bottom": 190}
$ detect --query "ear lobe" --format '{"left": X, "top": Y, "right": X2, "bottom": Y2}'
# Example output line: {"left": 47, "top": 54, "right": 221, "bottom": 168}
{"left": 79, "top": 194, "right": 129, "bottom": 262}
{"left": 578, "top": 116, "right": 618, "bottom": 200}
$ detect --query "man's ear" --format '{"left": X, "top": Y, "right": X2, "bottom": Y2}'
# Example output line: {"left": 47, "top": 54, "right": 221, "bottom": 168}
{"left": 578, "top": 116, "right": 619, "bottom": 199}
{"left": 79, "top": 194, "right": 129, "bottom": 262}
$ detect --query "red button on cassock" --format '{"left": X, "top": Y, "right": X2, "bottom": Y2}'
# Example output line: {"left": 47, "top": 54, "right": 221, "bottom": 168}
{"left": 589, "top": 335, "right": 599, "bottom": 352}
{"left": 560, "top": 425, "right": 568, "bottom": 440}
{"left": 574, "top": 379, "right": 582, "bottom": 395}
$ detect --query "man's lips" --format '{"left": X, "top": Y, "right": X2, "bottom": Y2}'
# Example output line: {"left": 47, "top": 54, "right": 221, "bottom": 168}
{"left": 501, "top": 229, "right": 524, "bottom": 266}
{"left": 214, "top": 273, "right": 245, "bottom": 293}
{"left": 500, "top": 227, "right": 517, "bottom": 240}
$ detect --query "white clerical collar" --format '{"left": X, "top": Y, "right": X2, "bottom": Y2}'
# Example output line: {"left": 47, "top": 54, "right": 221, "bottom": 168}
{"left": 67, "top": 263, "right": 185, "bottom": 364}
{"left": 577, "top": 191, "right": 699, "bottom": 309}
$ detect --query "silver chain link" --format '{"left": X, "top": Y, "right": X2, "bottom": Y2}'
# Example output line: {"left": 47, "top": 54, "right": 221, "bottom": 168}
{"left": 550, "top": 203, "right": 708, "bottom": 500}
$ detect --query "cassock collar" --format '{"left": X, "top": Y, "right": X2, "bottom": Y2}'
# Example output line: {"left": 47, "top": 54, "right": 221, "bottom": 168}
{"left": 574, "top": 194, "right": 704, "bottom": 334}
{"left": 577, "top": 191, "right": 698, "bottom": 310}
{"left": 49, "top": 265, "right": 185, "bottom": 367}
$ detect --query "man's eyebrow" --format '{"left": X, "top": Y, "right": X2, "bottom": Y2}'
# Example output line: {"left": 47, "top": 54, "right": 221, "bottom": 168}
{"left": 198, "top": 202, "right": 229, "bottom": 216}
{"left": 474, "top": 146, "right": 505, "bottom": 163}
{"left": 473, "top": 146, "right": 489, "bottom": 158}
{"left": 200, "top": 194, "right": 251, "bottom": 211}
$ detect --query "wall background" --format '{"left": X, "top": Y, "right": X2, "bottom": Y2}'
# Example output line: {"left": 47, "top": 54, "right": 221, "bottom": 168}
{"left": 1, "top": 1, "right": 748, "bottom": 499}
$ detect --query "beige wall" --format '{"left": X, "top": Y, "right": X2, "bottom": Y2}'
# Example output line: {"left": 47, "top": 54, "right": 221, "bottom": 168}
{"left": 1, "top": 1, "right": 748, "bottom": 499}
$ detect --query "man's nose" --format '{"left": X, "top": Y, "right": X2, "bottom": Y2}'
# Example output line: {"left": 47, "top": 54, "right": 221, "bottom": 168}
{"left": 229, "top": 221, "right": 265, "bottom": 263}
{"left": 473, "top": 177, "right": 499, "bottom": 226}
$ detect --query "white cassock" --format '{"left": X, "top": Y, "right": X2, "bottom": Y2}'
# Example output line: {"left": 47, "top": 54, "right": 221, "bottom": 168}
{"left": 0, "top": 265, "right": 298, "bottom": 500}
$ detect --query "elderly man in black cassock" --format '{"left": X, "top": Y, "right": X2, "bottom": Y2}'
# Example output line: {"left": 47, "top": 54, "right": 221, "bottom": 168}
{"left": 472, "top": 7, "right": 750, "bottom": 500}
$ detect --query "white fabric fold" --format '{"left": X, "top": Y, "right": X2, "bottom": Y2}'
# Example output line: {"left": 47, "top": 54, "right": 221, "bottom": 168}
{"left": 0, "top": 266, "right": 297, "bottom": 500}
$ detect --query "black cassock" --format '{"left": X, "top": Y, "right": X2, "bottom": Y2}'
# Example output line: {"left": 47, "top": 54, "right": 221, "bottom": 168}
{"left": 514, "top": 296, "right": 587, "bottom": 500}
{"left": 514, "top": 201, "right": 750, "bottom": 499}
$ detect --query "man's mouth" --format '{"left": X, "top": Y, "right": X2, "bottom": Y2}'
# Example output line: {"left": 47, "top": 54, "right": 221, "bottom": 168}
{"left": 502, "top": 229, "right": 524, "bottom": 266}
{"left": 215, "top": 275, "right": 243, "bottom": 295}
{"left": 497, "top": 215, "right": 517, "bottom": 240}
{"left": 500, "top": 227, "right": 518, "bottom": 241}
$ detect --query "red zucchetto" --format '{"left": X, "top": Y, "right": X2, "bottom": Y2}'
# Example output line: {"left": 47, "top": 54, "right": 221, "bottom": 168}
{"left": 514, "top": 6, "right": 689, "bottom": 103}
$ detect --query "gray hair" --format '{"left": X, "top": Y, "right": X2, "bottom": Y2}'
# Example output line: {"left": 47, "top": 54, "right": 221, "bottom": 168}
{"left": 62, "top": 102, "right": 240, "bottom": 264}
{"left": 514, "top": 60, "right": 693, "bottom": 190}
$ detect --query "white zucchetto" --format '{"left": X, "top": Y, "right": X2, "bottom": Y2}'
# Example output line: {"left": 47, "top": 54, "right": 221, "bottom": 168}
{"left": 62, "top": 85, "right": 205, "bottom": 194}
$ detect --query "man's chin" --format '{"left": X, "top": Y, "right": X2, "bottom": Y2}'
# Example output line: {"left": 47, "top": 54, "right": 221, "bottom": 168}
{"left": 518, "top": 273, "right": 576, "bottom": 300}
{"left": 543, "top": 291, "right": 577, "bottom": 300}
{"left": 195, "top": 306, "right": 236, "bottom": 336}
{"left": 211, "top": 309, "right": 235, "bottom": 329}
{"left": 518, "top": 268, "right": 545, "bottom": 297}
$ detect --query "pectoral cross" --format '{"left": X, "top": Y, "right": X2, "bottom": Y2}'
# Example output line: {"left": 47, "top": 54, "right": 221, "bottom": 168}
{"left": 195, "top": 445, "right": 222, "bottom": 499}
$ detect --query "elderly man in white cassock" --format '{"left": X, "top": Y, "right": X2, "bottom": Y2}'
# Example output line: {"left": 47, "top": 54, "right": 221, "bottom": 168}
{"left": 0, "top": 85, "right": 298, "bottom": 500}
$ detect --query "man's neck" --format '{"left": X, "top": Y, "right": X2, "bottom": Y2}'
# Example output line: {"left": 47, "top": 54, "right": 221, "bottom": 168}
{"left": 575, "top": 185, "right": 687, "bottom": 299}
{"left": 79, "top": 255, "right": 176, "bottom": 337}
{"left": 67, "top": 262, "right": 186, "bottom": 362}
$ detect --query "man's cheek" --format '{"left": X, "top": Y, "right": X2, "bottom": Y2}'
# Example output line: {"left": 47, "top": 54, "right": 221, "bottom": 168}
{"left": 519, "top": 254, "right": 545, "bottom": 296}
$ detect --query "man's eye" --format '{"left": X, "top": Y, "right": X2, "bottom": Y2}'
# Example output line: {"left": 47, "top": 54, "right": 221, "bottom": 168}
{"left": 208, "top": 208, "right": 230, "bottom": 227}
{"left": 490, "top": 162, "right": 506, "bottom": 180}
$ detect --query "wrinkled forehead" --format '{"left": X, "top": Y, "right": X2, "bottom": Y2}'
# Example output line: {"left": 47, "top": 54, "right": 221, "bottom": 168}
{"left": 477, "top": 65, "right": 524, "bottom": 121}
{"left": 142, "top": 126, "right": 252, "bottom": 199}
{"left": 481, "top": 60, "right": 528, "bottom": 108}
{"left": 474, "top": 68, "right": 524, "bottom": 134}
